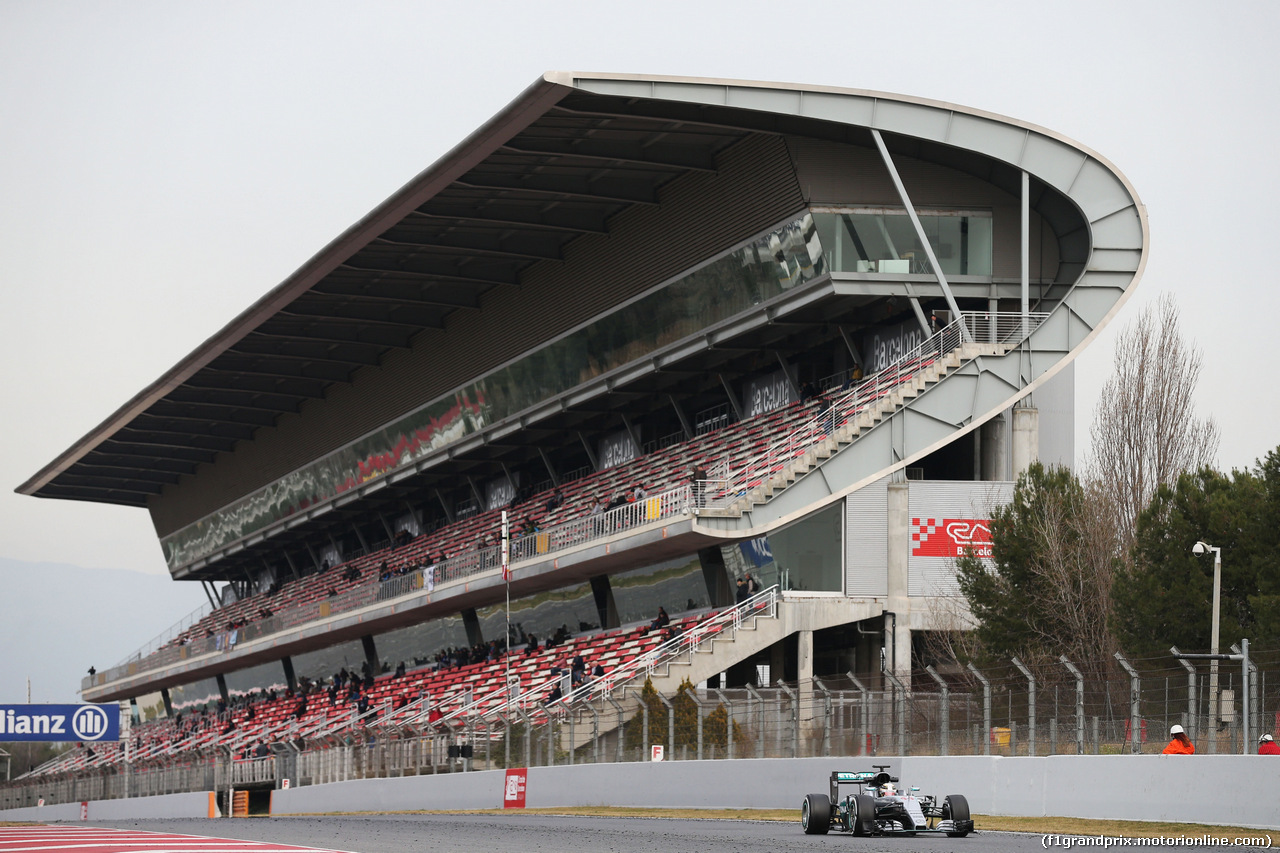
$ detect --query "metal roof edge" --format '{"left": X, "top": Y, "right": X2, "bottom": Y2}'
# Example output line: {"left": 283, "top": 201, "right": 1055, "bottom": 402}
{"left": 16, "top": 73, "right": 573, "bottom": 500}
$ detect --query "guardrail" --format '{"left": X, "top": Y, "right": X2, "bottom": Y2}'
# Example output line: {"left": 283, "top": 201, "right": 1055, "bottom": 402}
{"left": 705, "top": 311, "right": 1047, "bottom": 508}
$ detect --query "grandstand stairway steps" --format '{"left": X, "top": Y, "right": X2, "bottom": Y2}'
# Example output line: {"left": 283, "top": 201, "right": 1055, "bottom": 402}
{"left": 558, "top": 597, "right": 878, "bottom": 752}
{"left": 727, "top": 343, "right": 1006, "bottom": 514}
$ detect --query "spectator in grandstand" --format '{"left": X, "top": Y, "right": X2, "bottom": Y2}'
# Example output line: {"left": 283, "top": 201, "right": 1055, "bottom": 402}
{"left": 545, "top": 683, "right": 563, "bottom": 704}
{"left": 745, "top": 572, "right": 760, "bottom": 596}
{"left": 519, "top": 517, "right": 539, "bottom": 537}
{"left": 253, "top": 743, "right": 270, "bottom": 758}
{"left": 356, "top": 694, "right": 370, "bottom": 716}
{"left": 736, "top": 576, "right": 749, "bottom": 603}
{"left": 799, "top": 380, "right": 817, "bottom": 404}
{"left": 633, "top": 483, "right": 648, "bottom": 500}
{"left": 343, "top": 564, "right": 360, "bottom": 583}
{"left": 378, "top": 561, "right": 393, "bottom": 582}
{"left": 592, "top": 662, "right": 606, "bottom": 678}
{"left": 545, "top": 488, "right": 564, "bottom": 513}
{"left": 650, "top": 606, "right": 670, "bottom": 632}
{"left": 1259, "top": 734, "right": 1280, "bottom": 755}
{"left": 394, "top": 528, "right": 412, "bottom": 547}
{"left": 87, "top": 666, "right": 96, "bottom": 677}
{"left": 1162, "top": 724, "right": 1195, "bottom": 754}
{"left": 293, "top": 697, "right": 308, "bottom": 720}
{"left": 691, "top": 465, "right": 708, "bottom": 508}
{"left": 394, "top": 660, "right": 406, "bottom": 678}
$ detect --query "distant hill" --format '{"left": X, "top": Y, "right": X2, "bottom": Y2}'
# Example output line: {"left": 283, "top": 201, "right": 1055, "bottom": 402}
{"left": 0, "top": 558, "right": 208, "bottom": 705}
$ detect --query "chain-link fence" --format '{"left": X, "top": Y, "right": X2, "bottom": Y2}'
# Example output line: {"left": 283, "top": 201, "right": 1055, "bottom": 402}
{"left": 5, "top": 645, "right": 1277, "bottom": 810}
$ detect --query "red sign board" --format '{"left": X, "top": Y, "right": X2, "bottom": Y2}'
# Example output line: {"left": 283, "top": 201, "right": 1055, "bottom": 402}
{"left": 503, "top": 768, "right": 527, "bottom": 809}
{"left": 911, "top": 518, "right": 993, "bottom": 558}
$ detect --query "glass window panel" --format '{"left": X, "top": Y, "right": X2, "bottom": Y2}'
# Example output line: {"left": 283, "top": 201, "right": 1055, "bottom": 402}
{"left": 161, "top": 214, "right": 826, "bottom": 569}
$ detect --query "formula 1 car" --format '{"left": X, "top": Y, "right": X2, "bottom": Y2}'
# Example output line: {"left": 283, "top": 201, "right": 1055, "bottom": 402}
{"left": 800, "top": 766, "right": 973, "bottom": 837}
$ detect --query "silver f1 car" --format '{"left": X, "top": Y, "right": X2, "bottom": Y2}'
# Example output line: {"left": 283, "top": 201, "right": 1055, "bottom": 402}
{"left": 800, "top": 765, "right": 973, "bottom": 837}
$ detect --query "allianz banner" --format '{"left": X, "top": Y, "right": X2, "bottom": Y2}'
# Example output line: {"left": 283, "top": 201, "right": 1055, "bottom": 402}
{"left": 0, "top": 704, "right": 120, "bottom": 742}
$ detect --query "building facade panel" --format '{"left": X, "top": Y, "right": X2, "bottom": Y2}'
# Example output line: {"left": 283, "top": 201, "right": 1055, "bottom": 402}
{"left": 907, "top": 480, "right": 1013, "bottom": 597}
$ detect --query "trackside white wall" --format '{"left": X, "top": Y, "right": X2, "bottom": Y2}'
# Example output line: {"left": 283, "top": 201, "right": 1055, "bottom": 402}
{"left": 0, "top": 790, "right": 213, "bottom": 822}
{"left": 266, "top": 755, "right": 1278, "bottom": 830}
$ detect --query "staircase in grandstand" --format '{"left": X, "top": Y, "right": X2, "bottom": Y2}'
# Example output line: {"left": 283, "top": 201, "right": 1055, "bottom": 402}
{"left": 700, "top": 311, "right": 1048, "bottom": 516}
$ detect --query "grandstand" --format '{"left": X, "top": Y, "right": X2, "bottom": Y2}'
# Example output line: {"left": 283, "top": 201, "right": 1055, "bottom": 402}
{"left": 9, "top": 72, "right": 1145, "bottom": 805}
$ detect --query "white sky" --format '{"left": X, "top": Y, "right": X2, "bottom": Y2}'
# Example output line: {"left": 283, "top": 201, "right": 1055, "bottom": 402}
{"left": 2, "top": 0, "right": 1276, "bottom": 585}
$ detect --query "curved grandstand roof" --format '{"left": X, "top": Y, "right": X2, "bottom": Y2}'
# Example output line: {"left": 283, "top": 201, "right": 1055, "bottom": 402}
{"left": 17, "top": 72, "right": 1143, "bottom": 510}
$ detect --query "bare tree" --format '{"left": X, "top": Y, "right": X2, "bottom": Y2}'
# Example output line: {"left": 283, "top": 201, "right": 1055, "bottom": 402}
{"left": 1088, "top": 293, "right": 1219, "bottom": 549}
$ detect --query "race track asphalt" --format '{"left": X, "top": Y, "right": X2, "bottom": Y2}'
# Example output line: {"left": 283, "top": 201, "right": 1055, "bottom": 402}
{"left": 80, "top": 814, "right": 1057, "bottom": 853}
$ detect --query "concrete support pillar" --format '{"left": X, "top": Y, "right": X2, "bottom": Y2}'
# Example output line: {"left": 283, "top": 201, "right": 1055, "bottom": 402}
{"left": 361, "top": 635, "right": 379, "bottom": 675}
{"left": 980, "top": 416, "right": 1006, "bottom": 481}
{"left": 1012, "top": 406, "right": 1040, "bottom": 478}
{"left": 798, "top": 629, "right": 816, "bottom": 740}
{"left": 215, "top": 674, "right": 229, "bottom": 705}
{"left": 281, "top": 657, "right": 297, "bottom": 694}
{"left": 698, "top": 546, "right": 733, "bottom": 608}
{"left": 589, "top": 575, "right": 620, "bottom": 629}
{"left": 461, "top": 608, "right": 483, "bottom": 647}
{"left": 160, "top": 688, "right": 173, "bottom": 717}
{"left": 886, "top": 482, "right": 912, "bottom": 682}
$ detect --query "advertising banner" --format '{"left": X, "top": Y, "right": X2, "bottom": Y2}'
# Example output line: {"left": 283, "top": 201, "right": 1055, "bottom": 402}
{"left": 503, "top": 767, "right": 527, "bottom": 809}
{"left": 0, "top": 704, "right": 120, "bottom": 742}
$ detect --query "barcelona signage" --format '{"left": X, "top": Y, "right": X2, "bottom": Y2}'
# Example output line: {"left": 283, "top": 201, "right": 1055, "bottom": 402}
{"left": 911, "top": 518, "right": 993, "bottom": 558}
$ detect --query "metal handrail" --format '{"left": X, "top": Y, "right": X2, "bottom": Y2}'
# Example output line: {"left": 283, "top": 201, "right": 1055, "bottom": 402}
{"left": 92, "top": 484, "right": 693, "bottom": 688}
{"left": 419, "top": 584, "right": 780, "bottom": 733}
{"left": 706, "top": 311, "right": 1047, "bottom": 508}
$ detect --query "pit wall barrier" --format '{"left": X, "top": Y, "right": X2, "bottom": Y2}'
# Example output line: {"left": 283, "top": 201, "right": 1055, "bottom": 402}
{"left": 273, "top": 755, "right": 1280, "bottom": 830}
{"left": 0, "top": 790, "right": 216, "bottom": 822}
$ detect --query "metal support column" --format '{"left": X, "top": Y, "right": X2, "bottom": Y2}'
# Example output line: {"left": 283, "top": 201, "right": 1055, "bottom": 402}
{"left": 1114, "top": 652, "right": 1142, "bottom": 754}
{"left": 871, "top": 129, "right": 970, "bottom": 342}
{"left": 1171, "top": 646, "right": 1197, "bottom": 745}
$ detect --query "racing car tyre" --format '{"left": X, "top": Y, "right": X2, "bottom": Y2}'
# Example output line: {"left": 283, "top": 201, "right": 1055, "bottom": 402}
{"left": 851, "top": 794, "right": 876, "bottom": 836}
{"left": 943, "top": 794, "right": 971, "bottom": 837}
{"left": 801, "top": 793, "right": 831, "bottom": 835}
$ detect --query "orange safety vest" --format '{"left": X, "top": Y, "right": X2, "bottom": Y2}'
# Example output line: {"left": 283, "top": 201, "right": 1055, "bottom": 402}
{"left": 1162, "top": 738, "right": 1195, "bottom": 754}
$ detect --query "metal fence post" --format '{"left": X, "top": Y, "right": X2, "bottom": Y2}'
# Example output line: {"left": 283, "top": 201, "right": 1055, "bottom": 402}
{"left": 714, "top": 688, "right": 734, "bottom": 760}
{"left": 812, "top": 677, "right": 832, "bottom": 757}
{"left": 657, "top": 692, "right": 675, "bottom": 761}
{"left": 966, "top": 663, "right": 991, "bottom": 756}
{"left": 881, "top": 669, "right": 908, "bottom": 756}
{"left": 1170, "top": 646, "right": 1197, "bottom": 746}
{"left": 746, "top": 685, "right": 765, "bottom": 758}
{"left": 1231, "top": 641, "right": 1255, "bottom": 752}
{"left": 1059, "top": 656, "right": 1084, "bottom": 755}
{"left": 777, "top": 681, "right": 798, "bottom": 758}
{"left": 1114, "top": 652, "right": 1141, "bottom": 754}
{"left": 1011, "top": 657, "right": 1036, "bottom": 756}
{"left": 924, "top": 665, "right": 949, "bottom": 756}
{"left": 846, "top": 671, "right": 871, "bottom": 755}
{"left": 605, "top": 692, "right": 624, "bottom": 764}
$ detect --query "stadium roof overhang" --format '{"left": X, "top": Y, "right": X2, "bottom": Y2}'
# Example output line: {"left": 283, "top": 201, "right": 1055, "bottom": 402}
{"left": 19, "top": 73, "right": 1120, "bottom": 576}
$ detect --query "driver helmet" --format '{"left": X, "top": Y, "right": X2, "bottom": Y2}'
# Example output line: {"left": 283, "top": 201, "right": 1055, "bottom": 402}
{"left": 1169, "top": 724, "right": 1185, "bottom": 737}
{"left": 881, "top": 782, "right": 897, "bottom": 796}
{"left": 1261, "top": 734, "right": 1274, "bottom": 743}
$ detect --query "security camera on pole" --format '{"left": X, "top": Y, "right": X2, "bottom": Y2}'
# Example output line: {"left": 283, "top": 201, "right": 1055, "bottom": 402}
{"left": 1191, "top": 539, "right": 1221, "bottom": 750}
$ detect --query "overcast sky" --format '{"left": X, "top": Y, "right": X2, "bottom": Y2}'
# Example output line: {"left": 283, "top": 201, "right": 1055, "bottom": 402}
{"left": 2, "top": 0, "right": 1275, "bottom": 599}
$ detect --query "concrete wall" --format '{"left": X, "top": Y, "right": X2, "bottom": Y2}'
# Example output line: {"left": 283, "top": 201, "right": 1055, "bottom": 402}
{"left": 271, "top": 755, "right": 1279, "bottom": 830}
{"left": 0, "top": 790, "right": 214, "bottom": 822}
{"left": 8, "top": 756, "right": 1276, "bottom": 829}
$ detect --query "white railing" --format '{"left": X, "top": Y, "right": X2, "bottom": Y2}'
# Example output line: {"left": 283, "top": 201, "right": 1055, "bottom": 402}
{"left": 706, "top": 311, "right": 1047, "bottom": 508}
{"left": 110, "top": 600, "right": 215, "bottom": 668}
{"left": 410, "top": 585, "right": 780, "bottom": 733}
